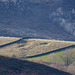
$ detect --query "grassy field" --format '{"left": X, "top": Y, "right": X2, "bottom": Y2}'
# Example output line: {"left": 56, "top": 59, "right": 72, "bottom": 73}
{"left": 27, "top": 48, "right": 75, "bottom": 75}
{"left": 0, "top": 37, "right": 75, "bottom": 74}
{"left": 0, "top": 37, "right": 19, "bottom": 45}
{"left": 0, "top": 38, "right": 75, "bottom": 58}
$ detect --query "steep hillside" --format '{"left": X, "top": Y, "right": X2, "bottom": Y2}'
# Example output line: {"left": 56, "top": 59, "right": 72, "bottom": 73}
{"left": 0, "top": 56, "right": 71, "bottom": 75}
{"left": 0, "top": 0, "right": 75, "bottom": 41}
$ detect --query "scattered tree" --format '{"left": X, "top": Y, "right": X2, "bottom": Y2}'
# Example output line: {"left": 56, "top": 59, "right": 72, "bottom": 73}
{"left": 60, "top": 48, "right": 75, "bottom": 66}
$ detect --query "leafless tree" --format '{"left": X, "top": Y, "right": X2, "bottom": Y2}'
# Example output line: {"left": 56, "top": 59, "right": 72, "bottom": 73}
{"left": 60, "top": 48, "right": 75, "bottom": 66}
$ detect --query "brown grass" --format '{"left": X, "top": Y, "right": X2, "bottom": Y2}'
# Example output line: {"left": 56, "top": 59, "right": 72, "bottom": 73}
{"left": 0, "top": 37, "right": 75, "bottom": 58}
{"left": 0, "top": 37, "right": 75, "bottom": 75}
{"left": 0, "top": 37, "right": 19, "bottom": 45}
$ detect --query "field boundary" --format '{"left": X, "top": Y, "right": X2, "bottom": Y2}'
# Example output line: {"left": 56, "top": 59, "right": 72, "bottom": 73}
{"left": 25, "top": 45, "right": 75, "bottom": 58}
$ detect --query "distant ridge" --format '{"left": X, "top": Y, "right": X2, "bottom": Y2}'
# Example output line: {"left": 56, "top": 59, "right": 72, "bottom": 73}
{"left": 0, "top": 0, "right": 75, "bottom": 41}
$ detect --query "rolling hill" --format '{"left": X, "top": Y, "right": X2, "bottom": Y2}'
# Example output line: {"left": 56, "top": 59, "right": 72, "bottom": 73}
{"left": 0, "top": 37, "right": 75, "bottom": 74}
{"left": 0, "top": 37, "right": 75, "bottom": 58}
{"left": 0, "top": 0, "right": 75, "bottom": 75}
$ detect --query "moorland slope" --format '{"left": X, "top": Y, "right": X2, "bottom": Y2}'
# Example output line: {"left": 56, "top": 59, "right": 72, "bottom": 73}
{"left": 0, "top": 37, "right": 75, "bottom": 74}
{"left": 0, "top": 56, "right": 71, "bottom": 75}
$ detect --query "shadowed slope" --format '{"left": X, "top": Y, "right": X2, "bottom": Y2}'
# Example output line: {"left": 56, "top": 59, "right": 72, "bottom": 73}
{"left": 0, "top": 0, "right": 75, "bottom": 41}
{"left": 0, "top": 56, "right": 71, "bottom": 75}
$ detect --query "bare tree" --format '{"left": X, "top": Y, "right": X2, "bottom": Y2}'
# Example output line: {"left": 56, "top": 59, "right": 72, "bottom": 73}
{"left": 60, "top": 48, "right": 75, "bottom": 66}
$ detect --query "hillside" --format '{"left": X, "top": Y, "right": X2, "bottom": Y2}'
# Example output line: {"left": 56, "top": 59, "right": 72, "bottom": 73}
{"left": 0, "top": 56, "right": 71, "bottom": 75}
{"left": 0, "top": 37, "right": 75, "bottom": 58}
{"left": 0, "top": 37, "right": 75, "bottom": 74}
{"left": 0, "top": 0, "right": 75, "bottom": 41}
{"left": 0, "top": 37, "right": 19, "bottom": 45}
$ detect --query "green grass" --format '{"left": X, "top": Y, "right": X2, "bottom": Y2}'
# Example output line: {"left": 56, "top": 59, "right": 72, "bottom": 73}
{"left": 0, "top": 37, "right": 75, "bottom": 63}
{"left": 0, "top": 37, "right": 75, "bottom": 75}
{"left": 0, "top": 37, "right": 75, "bottom": 58}
{"left": 27, "top": 48, "right": 75, "bottom": 64}
{"left": 27, "top": 48, "right": 75, "bottom": 75}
